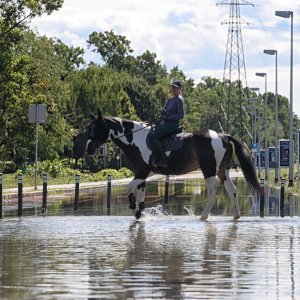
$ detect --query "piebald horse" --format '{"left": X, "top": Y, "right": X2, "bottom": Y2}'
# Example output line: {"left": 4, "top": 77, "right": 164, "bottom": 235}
{"left": 86, "top": 110, "right": 263, "bottom": 220}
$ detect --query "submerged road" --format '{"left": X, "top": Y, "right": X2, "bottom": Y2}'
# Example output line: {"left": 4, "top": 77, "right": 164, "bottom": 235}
{"left": 2, "top": 170, "right": 244, "bottom": 203}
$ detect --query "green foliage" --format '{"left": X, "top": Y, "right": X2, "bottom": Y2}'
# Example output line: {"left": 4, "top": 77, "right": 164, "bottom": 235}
{"left": 93, "top": 168, "right": 133, "bottom": 181}
{"left": 0, "top": 0, "right": 63, "bottom": 38}
{"left": 87, "top": 30, "right": 133, "bottom": 70}
{"left": 0, "top": 0, "right": 298, "bottom": 176}
{"left": 22, "top": 159, "right": 133, "bottom": 180}
{"left": 24, "top": 159, "right": 74, "bottom": 177}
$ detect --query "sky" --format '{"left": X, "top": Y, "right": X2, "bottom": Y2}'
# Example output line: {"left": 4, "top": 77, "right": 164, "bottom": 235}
{"left": 30, "top": 0, "right": 300, "bottom": 116}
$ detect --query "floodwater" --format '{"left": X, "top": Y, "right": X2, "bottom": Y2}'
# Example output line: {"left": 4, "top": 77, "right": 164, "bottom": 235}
{"left": 1, "top": 178, "right": 300, "bottom": 299}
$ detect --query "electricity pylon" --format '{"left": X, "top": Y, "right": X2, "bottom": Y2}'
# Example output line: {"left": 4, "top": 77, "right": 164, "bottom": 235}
{"left": 217, "top": 0, "right": 254, "bottom": 137}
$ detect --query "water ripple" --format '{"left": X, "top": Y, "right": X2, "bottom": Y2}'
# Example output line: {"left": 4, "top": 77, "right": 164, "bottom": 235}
{"left": 1, "top": 216, "right": 300, "bottom": 299}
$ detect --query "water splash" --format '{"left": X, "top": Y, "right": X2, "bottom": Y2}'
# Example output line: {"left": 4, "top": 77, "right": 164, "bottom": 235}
{"left": 183, "top": 205, "right": 195, "bottom": 216}
{"left": 144, "top": 205, "right": 169, "bottom": 217}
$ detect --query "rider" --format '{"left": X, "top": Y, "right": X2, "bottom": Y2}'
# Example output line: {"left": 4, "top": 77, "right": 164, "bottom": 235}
{"left": 150, "top": 79, "right": 185, "bottom": 168}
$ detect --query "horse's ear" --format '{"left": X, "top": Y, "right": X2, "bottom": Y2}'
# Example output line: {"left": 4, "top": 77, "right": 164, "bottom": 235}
{"left": 89, "top": 112, "right": 96, "bottom": 120}
{"left": 97, "top": 108, "right": 103, "bottom": 120}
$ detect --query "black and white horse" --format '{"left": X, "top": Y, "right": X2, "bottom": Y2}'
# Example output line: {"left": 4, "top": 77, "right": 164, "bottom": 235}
{"left": 86, "top": 109, "right": 263, "bottom": 220}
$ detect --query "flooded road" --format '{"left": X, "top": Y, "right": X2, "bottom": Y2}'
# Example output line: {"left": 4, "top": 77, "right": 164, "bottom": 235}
{"left": 1, "top": 178, "right": 300, "bottom": 299}
{"left": 1, "top": 215, "right": 300, "bottom": 299}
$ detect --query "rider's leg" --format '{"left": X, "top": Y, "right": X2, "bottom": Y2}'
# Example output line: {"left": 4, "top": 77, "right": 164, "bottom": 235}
{"left": 154, "top": 138, "right": 168, "bottom": 167}
{"left": 150, "top": 120, "right": 179, "bottom": 167}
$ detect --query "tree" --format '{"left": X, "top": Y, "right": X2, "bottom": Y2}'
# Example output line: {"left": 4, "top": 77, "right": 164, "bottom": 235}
{"left": 124, "top": 77, "right": 161, "bottom": 122}
{"left": 87, "top": 30, "right": 133, "bottom": 70}
{"left": 0, "top": 31, "right": 77, "bottom": 166}
{"left": 70, "top": 65, "right": 139, "bottom": 121}
{"left": 132, "top": 50, "right": 167, "bottom": 85}
{"left": 54, "top": 39, "right": 84, "bottom": 80}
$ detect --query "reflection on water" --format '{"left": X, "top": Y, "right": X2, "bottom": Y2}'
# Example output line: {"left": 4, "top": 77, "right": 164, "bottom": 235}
{"left": 1, "top": 178, "right": 300, "bottom": 299}
{"left": 3, "top": 178, "right": 300, "bottom": 218}
{"left": 0, "top": 216, "right": 300, "bottom": 299}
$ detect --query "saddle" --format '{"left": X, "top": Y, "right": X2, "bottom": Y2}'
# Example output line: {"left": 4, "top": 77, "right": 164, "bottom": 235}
{"left": 146, "top": 126, "right": 184, "bottom": 152}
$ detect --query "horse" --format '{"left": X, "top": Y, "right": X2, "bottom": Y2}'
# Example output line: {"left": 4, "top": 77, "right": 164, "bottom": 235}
{"left": 86, "top": 109, "right": 264, "bottom": 220}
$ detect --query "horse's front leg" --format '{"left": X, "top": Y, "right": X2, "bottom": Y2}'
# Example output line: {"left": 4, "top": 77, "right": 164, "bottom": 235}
{"left": 128, "top": 178, "right": 146, "bottom": 219}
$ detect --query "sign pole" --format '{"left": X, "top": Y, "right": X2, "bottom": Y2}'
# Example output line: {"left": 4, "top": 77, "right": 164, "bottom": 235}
{"left": 35, "top": 104, "right": 39, "bottom": 190}
{"left": 298, "top": 129, "right": 300, "bottom": 180}
{"left": 29, "top": 104, "right": 46, "bottom": 191}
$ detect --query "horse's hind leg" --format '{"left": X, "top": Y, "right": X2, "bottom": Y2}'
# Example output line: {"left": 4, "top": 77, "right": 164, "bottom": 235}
{"left": 219, "top": 169, "right": 240, "bottom": 219}
{"left": 201, "top": 176, "right": 216, "bottom": 220}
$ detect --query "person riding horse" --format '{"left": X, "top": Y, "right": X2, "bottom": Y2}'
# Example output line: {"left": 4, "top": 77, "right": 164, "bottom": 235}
{"left": 149, "top": 79, "right": 185, "bottom": 168}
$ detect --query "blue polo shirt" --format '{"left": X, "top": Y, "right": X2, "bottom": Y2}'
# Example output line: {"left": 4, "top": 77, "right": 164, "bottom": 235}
{"left": 164, "top": 95, "right": 185, "bottom": 121}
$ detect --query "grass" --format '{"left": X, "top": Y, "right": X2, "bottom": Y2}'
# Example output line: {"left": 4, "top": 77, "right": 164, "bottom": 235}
{"left": 1, "top": 168, "right": 134, "bottom": 189}
{"left": 255, "top": 166, "right": 300, "bottom": 194}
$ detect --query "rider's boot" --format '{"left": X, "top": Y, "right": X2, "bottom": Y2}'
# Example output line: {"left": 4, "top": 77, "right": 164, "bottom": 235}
{"left": 154, "top": 139, "right": 168, "bottom": 168}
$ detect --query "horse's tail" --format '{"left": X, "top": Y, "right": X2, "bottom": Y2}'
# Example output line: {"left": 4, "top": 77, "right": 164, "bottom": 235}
{"left": 228, "top": 135, "right": 264, "bottom": 197}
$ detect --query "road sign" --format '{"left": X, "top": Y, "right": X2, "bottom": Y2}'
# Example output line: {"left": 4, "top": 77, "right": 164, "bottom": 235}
{"left": 280, "top": 140, "right": 290, "bottom": 167}
{"left": 268, "top": 147, "right": 276, "bottom": 168}
{"left": 28, "top": 104, "right": 47, "bottom": 124}
{"left": 28, "top": 104, "right": 47, "bottom": 190}
{"left": 260, "top": 149, "right": 265, "bottom": 168}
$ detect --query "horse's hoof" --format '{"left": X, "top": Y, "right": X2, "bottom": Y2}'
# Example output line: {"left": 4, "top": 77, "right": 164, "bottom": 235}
{"left": 233, "top": 209, "right": 240, "bottom": 219}
{"left": 200, "top": 215, "right": 208, "bottom": 221}
{"left": 135, "top": 210, "right": 142, "bottom": 219}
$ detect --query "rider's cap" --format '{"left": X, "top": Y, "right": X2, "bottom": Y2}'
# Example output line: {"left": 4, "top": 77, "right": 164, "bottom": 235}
{"left": 171, "top": 79, "right": 182, "bottom": 89}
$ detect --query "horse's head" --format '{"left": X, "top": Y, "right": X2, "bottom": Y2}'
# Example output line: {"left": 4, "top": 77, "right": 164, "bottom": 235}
{"left": 86, "top": 109, "right": 110, "bottom": 155}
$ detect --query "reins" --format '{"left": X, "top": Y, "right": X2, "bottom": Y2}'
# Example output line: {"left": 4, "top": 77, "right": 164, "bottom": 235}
{"left": 116, "top": 123, "right": 153, "bottom": 139}
{"left": 100, "top": 117, "right": 162, "bottom": 142}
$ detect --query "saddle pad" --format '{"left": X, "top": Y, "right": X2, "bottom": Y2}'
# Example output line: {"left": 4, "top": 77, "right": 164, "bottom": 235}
{"left": 146, "top": 132, "right": 184, "bottom": 152}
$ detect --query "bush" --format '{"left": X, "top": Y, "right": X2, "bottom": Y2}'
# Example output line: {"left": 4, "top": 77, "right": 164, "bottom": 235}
{"left": 8, "top": 159, "right": 133, "bottom": 185}
{"left": 23, "top": 159, "right": 78, "bottom": 178}
{"left": 0, "top": 161, "right": 17, "bottom": 173}
{"left": 93, "top": 168, "right": 133, "bottom": 181}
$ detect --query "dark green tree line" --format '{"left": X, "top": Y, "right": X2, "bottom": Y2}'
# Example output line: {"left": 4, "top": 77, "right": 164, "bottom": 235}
{"left": 0, "top": 3, "right": 297, "bottom": 171}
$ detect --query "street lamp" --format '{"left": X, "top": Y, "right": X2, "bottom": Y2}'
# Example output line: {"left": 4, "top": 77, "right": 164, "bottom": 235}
{"left": 275, "top": 10, "right": 294, "bottom": 186}
{"left": 256, "top": 73, "right": 268, "bottom": 180}
{"left": 249, "top": 87, "right": 260, "bottom": 175}
{"left": 263, "top": 49, "right": 279, "bottom": 183}
{"left": 250, "top": 87, "right": 262, "bottom": 178}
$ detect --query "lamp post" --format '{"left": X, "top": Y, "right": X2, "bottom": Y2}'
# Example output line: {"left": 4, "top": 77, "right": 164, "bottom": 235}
{"left": 256, "top": 73, "right": 268, "bottom": 180}
{"left": 249, "top": 87, "right": 260, "bottom": 171}
{"left": 275, "top": 10, "right": 294, "bottom": 186}
{"left": 263, "top": 49, "right": 279, "bottom": 183}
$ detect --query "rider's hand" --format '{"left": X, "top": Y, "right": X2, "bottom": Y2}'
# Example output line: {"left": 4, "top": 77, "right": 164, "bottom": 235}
{"left": 160, "top": 109, "right": 167, "bottom": 119}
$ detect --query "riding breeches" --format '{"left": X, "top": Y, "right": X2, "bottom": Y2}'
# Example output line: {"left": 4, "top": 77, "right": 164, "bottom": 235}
{"left": 150, "top": 120, "right": 179, "bottom": 142}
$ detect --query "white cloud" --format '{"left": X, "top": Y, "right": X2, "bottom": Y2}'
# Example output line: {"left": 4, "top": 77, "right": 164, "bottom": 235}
{"left": 30, "top": 0, "right": 300, "bottom": 115}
